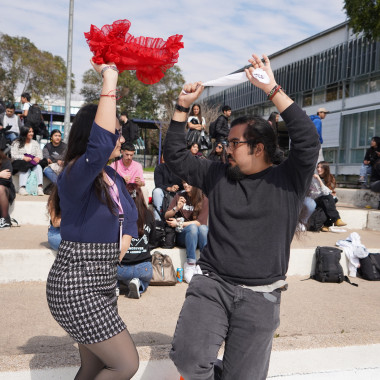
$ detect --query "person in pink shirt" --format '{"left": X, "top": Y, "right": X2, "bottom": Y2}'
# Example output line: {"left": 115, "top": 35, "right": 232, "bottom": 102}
{"left": 111, "top": 142, "right": 145, "bottom": 187}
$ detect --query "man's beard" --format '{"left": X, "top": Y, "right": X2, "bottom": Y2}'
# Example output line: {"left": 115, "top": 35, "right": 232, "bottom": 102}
{"left": 226, "top": 163, "right": 247, "bottom": 181}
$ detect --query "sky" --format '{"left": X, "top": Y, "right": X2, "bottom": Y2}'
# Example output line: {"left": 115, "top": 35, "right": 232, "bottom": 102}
{"left": 1, "top": 0, "right": 347, "bottom": 100}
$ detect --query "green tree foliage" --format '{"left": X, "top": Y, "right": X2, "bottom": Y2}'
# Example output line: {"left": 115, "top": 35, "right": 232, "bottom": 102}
{"left": 344, "top": 0, "right": 380, "bottom": 40}
{"left": 0, "top": 33, "right": 74, "bottom": 103}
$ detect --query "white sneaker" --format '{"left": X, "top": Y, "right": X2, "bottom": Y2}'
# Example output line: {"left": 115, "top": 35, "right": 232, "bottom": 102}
{"left": 184, "top": 262, "right": 197, "bottom": 283}
{"left": 195, "top": 265, "right": 203, "bottom": 275}
{"left": 19, "top": 187, "right": 28, "bottom": 196}
{"left": 37, "top": 187, "right": 44, "bottom": 196}
{"left": 128, "top": 278, "right": 140, "bottom": 299}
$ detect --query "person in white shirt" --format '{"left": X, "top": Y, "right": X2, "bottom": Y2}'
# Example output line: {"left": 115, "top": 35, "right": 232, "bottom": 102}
{"left": 0, "top": 103, "right": 22, "bottom": 142}
{"left": 20, "top": 92, "right": 31, "bottom": 123}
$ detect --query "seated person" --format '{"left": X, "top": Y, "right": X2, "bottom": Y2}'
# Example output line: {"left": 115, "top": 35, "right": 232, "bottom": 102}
{"left": 317, "top": 161, "right": 337, "bottom": 202}
{"left": 43, "top": 129, "right": 67, "bottom": 184}
{"left": 0, "top": 150, "right": 16, "bottom": 229}
{"left": 110, "top": 142, "right": 145, "bottom": 186}
{"left": 47, "top": 184, "right": 62, "bottom": 250}
{"left": 165, "top": 181, "right": 208, "bottom": 283}
{"left": 307, "top": 174, "right": 346, "bottom": 231}
{"left": 11, "top": 126, "right": 44, "bottom": 196}
{"left": 0, "top": 103, "right": 22, "bottom": 142}
{"left": 207, "top": 142, "right": 228, "bottom": 163}
{"left": 369, "top": 160, "right": 380, "bottom": 210}
{"left": 152, "top": 155, "right": 183, "bottom": 221}
{"left": 117, "top": 184, "right": 155, "bottom": 299}
{"left": 188, "top": 142, "right": 204, "bottom": 159}
{"left": 359, "top": 136, "right": 380, "bottom": 187}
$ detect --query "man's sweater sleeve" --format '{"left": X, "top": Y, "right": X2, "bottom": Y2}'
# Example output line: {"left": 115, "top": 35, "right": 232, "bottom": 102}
{"left": 282, "top": 103, "right": 320, "bottom": 198}
{"left": 163, "top": 120, "right": 212, "bottom": 192}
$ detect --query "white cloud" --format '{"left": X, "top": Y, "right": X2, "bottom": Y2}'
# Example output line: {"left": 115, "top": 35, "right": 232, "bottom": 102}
{"left": 1, "top": 0, "right": 346, "bottom": 98}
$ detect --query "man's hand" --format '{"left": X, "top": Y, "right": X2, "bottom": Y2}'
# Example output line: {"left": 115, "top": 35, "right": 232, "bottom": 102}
{"left": 245, "top": 54, "right": 276, "bottom": 94}
{"left": 177, "top": 82, "right": 204, "bottom": 109}
{"left": 135, "top": 177, "right": 144, "bottom": 187}
{"left": 167, "top": 185, "right": 179, "bottom": 193}
{"left": 124, "top": 175, "right": 131, "bottom": 183}
{"left": 57, "top": 160, "right": 64, "bottom": 166}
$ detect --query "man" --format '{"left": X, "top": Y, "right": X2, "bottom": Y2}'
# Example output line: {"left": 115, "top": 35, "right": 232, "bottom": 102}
{"left": 110, "top": 142, "right": 145, "bottom": 186}
{"left": 164, "top": 53, "right": 319, "bottom": 380}
{"left": 0, "top": 103, "right": 22, "bottom": 142}
{"left": 20, "top": 92, "right": 31, "bottom": 121}
{"left": 214, "top": 105, "right": 231, "bottom": 144}
{"left": 152, "top": 155, "right": 183, "bottom": 221}
{"left": 310, "top": 107, "right": 328, "bottom": 162}
{"left": 43, "top": 129, "right": 67, "bottom": 184}
{"left": 120, "top": 111, "right": 139, "bottom": 144}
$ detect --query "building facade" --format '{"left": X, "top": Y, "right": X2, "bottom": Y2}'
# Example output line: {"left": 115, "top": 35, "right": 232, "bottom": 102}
{"left": 200, "top": 22, "right": 380, "bottom": 176}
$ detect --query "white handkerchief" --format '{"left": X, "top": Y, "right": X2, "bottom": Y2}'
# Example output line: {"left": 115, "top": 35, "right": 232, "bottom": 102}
{"left": 203, "top": 68, "right": 270, "bottom": 87}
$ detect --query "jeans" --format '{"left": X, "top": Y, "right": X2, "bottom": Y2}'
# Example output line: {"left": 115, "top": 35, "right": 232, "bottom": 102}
{"left": 117, "top": 261, "right": 153, "bottom": 294}
{"left": 170, "top": 272, "right": 281, "bottom": 380}
{"left": 301, "top": 197, "right": 316, "bottom": 225}
{"left": 44, "top": 166, "right": 58, "bottom": 183}
{"left": 48, "top": 225, "right": 61, "bottom": 251}
{"left": 359, "top": 164, "right": 371, "bottom": 183}
{"left": 176, "top": 224, "right": 208, "bottom": 263}
{"left": 19, "top": 165, "right": 43, "bottom": 187}
{"left": 152, "top": 187, "right": 164, "bottom": 220}
{"left": 6, "top": 132, "right": 18, "bottom": 142}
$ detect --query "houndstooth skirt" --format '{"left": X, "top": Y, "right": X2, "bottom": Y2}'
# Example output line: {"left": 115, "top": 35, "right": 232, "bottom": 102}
{"left": 46, "top": 240, "right": 126, "bottom": 344}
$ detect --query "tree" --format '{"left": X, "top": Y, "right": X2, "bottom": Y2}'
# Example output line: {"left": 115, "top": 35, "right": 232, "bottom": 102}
{"left": 0, "top": 33, "right": 75, "bottom": 103}
{"left": 344, "top": 0, "right": 380, "bottom": 40}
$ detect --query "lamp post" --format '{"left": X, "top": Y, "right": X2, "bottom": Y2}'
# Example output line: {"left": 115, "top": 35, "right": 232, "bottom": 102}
{"left": 63, "top": 0, "right": 74, "bottom": 141}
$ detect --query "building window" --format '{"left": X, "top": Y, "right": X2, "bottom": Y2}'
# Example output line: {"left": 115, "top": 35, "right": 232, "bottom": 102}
{"left": 353, "top": 78, "right": 368, "bottom": 96}
{"left": 369, "top": 75, "right": 380, "bottom": 93}
{"left": 326, "top": 84, "right": 338, "bottom": 102}
{"left": 313, "top": 89, "right": 325, "bottom": 105}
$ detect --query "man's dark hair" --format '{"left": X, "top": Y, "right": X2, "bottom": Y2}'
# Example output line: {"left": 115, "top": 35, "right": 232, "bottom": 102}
{"left": 21, "top": 92, "right": 31, "bottom": 101}
{"left": 372, "top": 136, "right": 380, "bottom": 147}
{"left": 121, "top": 142, "right": 135, "bottom": 152}
{"left": 50, "top": 129, "right": 62, "bottom": 138}
{"left": 231, "top": 115, "right": 277, "bottom": 164}
{"left": 222, "top": 105, "right": 231, "bottom": 112}
{"left": 5, "top": 103, "right": 15, "bottom": 110}
{"left": 121, "top": 111, "right": 128, "bottom": 118}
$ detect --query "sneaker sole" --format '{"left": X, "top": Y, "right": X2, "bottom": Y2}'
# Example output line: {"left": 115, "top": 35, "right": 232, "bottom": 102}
{"left": 128, "top": 283, "right": 140, "bottom": 299}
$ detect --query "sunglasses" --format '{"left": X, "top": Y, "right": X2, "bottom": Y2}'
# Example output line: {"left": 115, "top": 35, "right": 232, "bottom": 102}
{"left": 216, "top": 145, "right": 223, "bottom": 149}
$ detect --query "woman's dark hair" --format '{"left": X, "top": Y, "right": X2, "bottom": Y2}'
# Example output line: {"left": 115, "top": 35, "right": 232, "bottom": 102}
{"left": 231, "top": 115, "right": 277, "bottom": 164}
{"left": 189, "top": 103, "right": 203, "bottom": 127}
{"left": 372, "top": 136, "right": 380, "bottom": 147}
{"left": 267, "top": 112, "right": 279, "bottom": 136}
{"left": 318, "top": 161, "right": 336, "bottom": 190}
{"left": 126, "top": 183, "right": 152, "bottom": 237}
{"left": 184, "top": 183, "right": 204, "bottom": 220}
{"left": 50, "top": 104, "right": 116, "bottom": 217}
{"left": 17, "top": 126, "right": 33, "bottom": 149}
{"left": 0, "top": 149, "right": 9, "bottom": 166}
{"left": 208, "top": 143, "right": 228, "bottom": 163}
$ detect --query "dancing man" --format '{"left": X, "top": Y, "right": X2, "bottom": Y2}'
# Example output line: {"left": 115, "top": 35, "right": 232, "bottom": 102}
{"left": 164, "top": 53, "right": 320, "bottom": 380}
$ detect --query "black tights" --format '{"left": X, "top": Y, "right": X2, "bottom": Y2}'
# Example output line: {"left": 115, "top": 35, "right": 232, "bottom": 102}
{"left": 74, "top": 329, "right": 139, "bottom": 380}
{"left": 0, "top": 185, "right": 9, "bottom": 218}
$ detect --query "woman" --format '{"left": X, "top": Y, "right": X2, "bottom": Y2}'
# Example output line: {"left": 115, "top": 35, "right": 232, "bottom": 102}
{"left": 117, "top": 183, "right": 155, "bottom": 299}
{"left": 165, "top": 182, "right": 208, "bottom": 283}
{"left": 46, "top": 60, "right": 139, "bottom": 379}
{"left": 189, "top": 142, "right": 204, "bottom": 158}
{"left": 0, "top": 150, "right": 15, "bottom": 229}
{"left": 186, "top": 104, "right": 207, "bottom": 150}
{"left": 47, "top": 185, "right": 62, "bottom": 250}
{"left": 11, "top": 126, "right": 44, "bottom": 196}
{"left": 207, "top": 143, "right": 227, "bottom": 163}
{"left": 267, "top": 111, "right": 279, "bottom": 136}
{"left": 359, "top": 136, "right": 380, "bottom": 187}
{"left": 317, "top": 161, "right": 337, "bottom": 200}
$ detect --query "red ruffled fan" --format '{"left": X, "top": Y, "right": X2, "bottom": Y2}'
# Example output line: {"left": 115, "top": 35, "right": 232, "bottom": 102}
{"left": 84, "top": 20, "right": 184, "bottom": 85}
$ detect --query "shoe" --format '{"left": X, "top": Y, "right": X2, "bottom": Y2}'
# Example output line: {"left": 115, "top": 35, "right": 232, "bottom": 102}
{"left": 184, "top": 262, "right": 197, "bottom": 283}
{"left": 0, "top": 217, "right": 11, "bottom": 230}
{"left": 37, "top": 186, "right": 44, "bottom": 196}
{"left": 195, "top": 265, "right": 203, "bottom": 275}
{"left": 321, "top": 226, "right": 329, "bottom": 232}
{"left": 18, "top": 187, "right": 28, "bottom": 196}
{"left": 128, "top": 278, "right": 140, "bottom": 299}
{"left": 334, "top": 219, "right": 347, "bottom": 227}
{"left": 115, "top": 287, "right": 120, "bottom": 298}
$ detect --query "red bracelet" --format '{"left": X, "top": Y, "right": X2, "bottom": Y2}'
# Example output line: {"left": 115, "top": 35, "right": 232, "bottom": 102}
{"left": 100, "top": 89, "right": 120, "bottom": 100}
{"left": 267, "top": 85, "right": 283, "bottom": 101}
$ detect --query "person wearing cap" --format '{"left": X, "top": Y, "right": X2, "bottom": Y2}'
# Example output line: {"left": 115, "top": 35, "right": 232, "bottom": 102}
{"left": 310, "top": 107, "right": 328, "bottom": 162}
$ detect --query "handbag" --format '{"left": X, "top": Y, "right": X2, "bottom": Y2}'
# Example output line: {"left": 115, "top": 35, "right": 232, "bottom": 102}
{"left": 199, "top": 130, "right": 212, "bottom": 150}
{"left": 150, "top": 251, "right": 177, "bottom": 286}
{"left": 186, "top": 129, "right": 201, "bottom": 147}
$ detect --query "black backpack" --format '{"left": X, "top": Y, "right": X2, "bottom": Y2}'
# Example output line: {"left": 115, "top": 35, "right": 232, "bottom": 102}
{"left": 358, "top": 254, "right": 380, "bottom": 281}
{"left": 209, "top": 119, "right": 217, "bottom": 139}
{"left": 26, "top": 104, "right": 43, "bottom": 130}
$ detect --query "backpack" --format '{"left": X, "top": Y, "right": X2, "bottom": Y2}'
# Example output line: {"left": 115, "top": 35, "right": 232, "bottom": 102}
{"left": 358, "top": 254, "right": 380, "bottom": 281}
{"left": 209, "top": 119, "right": 217, "bottom": 139}
{"left": 150, "top": 251, "right": 177, "bottom": 286}
{"left": 26, "top": 104, "right": 43, "bottom": 130}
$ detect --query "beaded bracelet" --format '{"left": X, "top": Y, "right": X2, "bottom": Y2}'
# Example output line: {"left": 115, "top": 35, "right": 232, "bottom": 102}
{"left": 267, "top": 85, "right": 283, "bottom": 101}
{"left": 100, "top": 65, "right": 119, "bottom": 77}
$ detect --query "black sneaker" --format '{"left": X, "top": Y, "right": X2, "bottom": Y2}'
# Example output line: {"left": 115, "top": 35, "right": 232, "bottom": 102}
{"left": 0, "top": 217, "right": 11, "bottom": 230}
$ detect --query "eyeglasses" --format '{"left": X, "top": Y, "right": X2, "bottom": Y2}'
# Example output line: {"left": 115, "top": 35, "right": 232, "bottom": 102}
{"left": 226, "top": 139, "right": 249, "bottom": 150}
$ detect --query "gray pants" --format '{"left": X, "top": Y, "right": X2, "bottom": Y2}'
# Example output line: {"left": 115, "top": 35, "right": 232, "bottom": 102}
{"left": 170, "top": 272, "right": 281, "bottom": 380}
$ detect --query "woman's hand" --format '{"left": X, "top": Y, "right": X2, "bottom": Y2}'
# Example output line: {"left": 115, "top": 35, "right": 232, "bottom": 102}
{"left": 177, "top": 196, "right": 186, "bottom": 210}
{"left": 24, "top": 156, "right": 32, "bottom": 162}
{"left": 166, "top": 218, "right": 178, "bottom": 228}
{"left": 245, "top": 54, "right": 276, "bottom": 94}
{"left": 90, "top": 59, "right": 117, "bottom": 77}
{"left": 0, "top": 169, "right": 11, "bottom": 179}
{"left": 120, "top": 234, "right": 132, "bottom": 261}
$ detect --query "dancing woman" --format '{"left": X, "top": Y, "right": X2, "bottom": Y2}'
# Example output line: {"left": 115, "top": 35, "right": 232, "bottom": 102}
{"left": 46, "top": 60, "right": 139, "bottom": 380}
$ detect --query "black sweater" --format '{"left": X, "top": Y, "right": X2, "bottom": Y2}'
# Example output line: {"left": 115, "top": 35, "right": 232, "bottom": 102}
{"left": 164, "top": 103, "right": 319, "bottom": 286}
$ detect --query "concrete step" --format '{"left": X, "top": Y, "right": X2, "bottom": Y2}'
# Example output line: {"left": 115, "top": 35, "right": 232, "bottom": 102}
{"left": 1, "top": 225, "right": 380, "bottom": 283}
